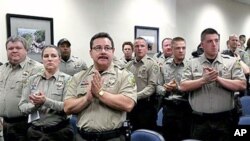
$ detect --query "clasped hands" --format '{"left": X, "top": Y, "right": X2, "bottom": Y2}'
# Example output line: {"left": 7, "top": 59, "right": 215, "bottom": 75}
{"left": 86, "top": 71, "right": 104, "bottom": 100}
{"left": 29, "top": 91, "right": 46, "bottom": 106}
{"left": 164, "top": 79, "right": 177, "bottom": 92}
{"left": 202, "top": 66, "right": 218, "bottom": 84}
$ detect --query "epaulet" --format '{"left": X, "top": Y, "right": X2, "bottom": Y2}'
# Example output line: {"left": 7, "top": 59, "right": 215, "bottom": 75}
{"left": 114, "top": 64, "right": 124, "bottom": 70}
{"left": 28, "top": 59, "right": 38, "bottom": 64}
{"left": 221, "top": 54, "right": 231, "bottom": 59}
{"left": 147, "top": 56, "right": 158, "bottom": 64}
{"left": 146, "top": 56, "right": 155, "bottom": 61}
{"left": 58, "top": 72, "right": 71, "bottom": 83}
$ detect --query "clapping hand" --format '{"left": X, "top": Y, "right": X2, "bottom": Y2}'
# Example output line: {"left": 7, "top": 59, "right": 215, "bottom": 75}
{"left": 91, "top": 71, "right": 104, "bottom": 98}
{"left": 29, "top": 91, "right": 46, "bottom": 106}
{"left": 202, "top": 67, "right": 218, "bottom": 83}
{"left": 163, "top": 79, "right": 177, "bottom": 92}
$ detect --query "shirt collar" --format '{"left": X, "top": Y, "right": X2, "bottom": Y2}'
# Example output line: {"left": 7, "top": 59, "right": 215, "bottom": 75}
{"left": 200, "top": 54, "right": 223, "bottom": 64}
{"left": 89, "top": 63, "right": 116, "bottom": 75}
{"left": 39, "top": 70, "right": 60, "bottom": 80}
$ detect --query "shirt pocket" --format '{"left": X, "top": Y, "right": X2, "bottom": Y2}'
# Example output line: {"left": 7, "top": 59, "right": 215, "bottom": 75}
{"left": 138, "top": 66, "right": 148, "bottom": 79}
{"left": 12, "top": 79, "right": 24, "bottom": 97}
{"left": 0, "top": 79, "right": 3, "bottom": 92}
{"left": 51, "top": 90, "right": 64, "bottom": 101}
{"left": 193, "top": 72, "right": 203, "bottom": 79}
{"left": 220, "top": 70, "right": 231, "bottom": 79}
{"left": 76, "top": 86, "right": 87, "bottom": 97}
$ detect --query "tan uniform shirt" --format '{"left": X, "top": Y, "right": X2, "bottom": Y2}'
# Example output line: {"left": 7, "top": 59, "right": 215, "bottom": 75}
{"left": 119, "top": 56, "right": 134, "bottom": 68}
{"left": 126, "top": 55, "right": 160, "bottom": 99}
{"left": 0, "top": 57, "right": 43, "bottom": 118}
{"left": 157, "top": 58, "right": 189, "bottom": 96}
{"left": 64, "top": 64, "right": 137, "bottom": 132}
{"left": 153, "top": 53, "right": 171, "bottom": 67}
{"left": 236, "top": 48, "right": 250, "bottom": 67}
{"left": 112, "top": 56, "right": 124, "bottom": 68}
{"left": 19, "top": 71, "right": 71, "bottom": 126}
{"left": 60, "top": 56, "right": 88, "bottom": 76}
{"left": 181, "top": 54, "right": 246, "bottom": 113}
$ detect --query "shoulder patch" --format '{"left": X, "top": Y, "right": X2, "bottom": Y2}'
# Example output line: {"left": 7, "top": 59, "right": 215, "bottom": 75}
{"left": 152, "top": 64, "right": 159, "bottom": 74}
{"left": 221, "top": 54, "right": 231, "bottom": 59}
{"left": 128, "top": 74, "right": 136, "bottom": 87}
{"left": 235, "top": 60, "right": 242, "bottom": 68}
{"left": 114, "top": 64, "right": 124, "bottom": 70}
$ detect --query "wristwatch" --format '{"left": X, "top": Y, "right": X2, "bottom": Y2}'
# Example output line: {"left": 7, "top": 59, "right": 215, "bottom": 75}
{"left": 99, "top": 90, "right": 105, "bottom": 96}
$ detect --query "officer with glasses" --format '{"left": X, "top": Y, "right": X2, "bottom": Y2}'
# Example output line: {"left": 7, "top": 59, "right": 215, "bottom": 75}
{"left": 64, "top": 32, "right": 137, "bottom": 141}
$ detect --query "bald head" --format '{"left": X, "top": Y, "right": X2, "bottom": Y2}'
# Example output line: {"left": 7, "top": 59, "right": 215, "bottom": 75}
{"left": 228, "top": 34, "right": 239, "bottom": 52}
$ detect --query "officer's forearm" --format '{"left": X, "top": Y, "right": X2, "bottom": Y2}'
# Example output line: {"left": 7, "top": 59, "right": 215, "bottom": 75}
{"left": 64, "top": 96, "right": 90, "bottom": 115}
{"left": 137, "top": 85, "right": 155, "bottom": 99}
{"left": 217, "top": 77, "right": 246, "bottom": 91}
{"left": 98, "top": 91, "right": 135, "bottom": 112}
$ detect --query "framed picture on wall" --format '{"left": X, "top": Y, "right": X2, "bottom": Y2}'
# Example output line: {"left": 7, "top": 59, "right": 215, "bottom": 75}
{"left": 6, "top": 13, "right": 54, "bottom": 63}
{"left": 134, "top": 26, "right": 159, "bottom": 55}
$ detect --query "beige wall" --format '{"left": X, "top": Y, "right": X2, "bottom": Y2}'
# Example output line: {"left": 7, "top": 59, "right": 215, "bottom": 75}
{"left": 0, "top": 0, "right": 250, "bottom": 65}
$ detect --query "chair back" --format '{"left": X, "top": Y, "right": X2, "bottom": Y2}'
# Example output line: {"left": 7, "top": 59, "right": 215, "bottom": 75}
{"left": 240, "top": 96, "right": 250, "bottom": 116}
{"left": 131, "top": 129, "right": 165, "bottom": 141}
{"left": 238, "top": 116, "right": 250, "bottom": 125}
{"left": 157, "top": 107, "right": 163, "bottom": 127}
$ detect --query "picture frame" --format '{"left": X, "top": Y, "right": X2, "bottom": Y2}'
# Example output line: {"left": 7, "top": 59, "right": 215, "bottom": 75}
{"left": 6, "top": 13, "right": 54, "bottom": 62}
{"left": 134, "top": 26, "right": 159, "bottom": 55}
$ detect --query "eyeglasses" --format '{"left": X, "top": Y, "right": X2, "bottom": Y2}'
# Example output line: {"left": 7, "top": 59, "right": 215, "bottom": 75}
{"left": 92, "top": 46, "right": 113, "bottom": 52}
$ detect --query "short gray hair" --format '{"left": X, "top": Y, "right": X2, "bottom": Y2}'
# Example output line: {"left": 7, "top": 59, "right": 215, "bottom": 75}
{"left": 5, "top": 36, "right": 28, "bottom": 50}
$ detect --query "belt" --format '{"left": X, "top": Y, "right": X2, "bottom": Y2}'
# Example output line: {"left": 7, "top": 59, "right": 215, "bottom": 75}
{"left": 78, "top": 127, "right": 123, "bottom": 140}
{"left": 192, "top": 110, "right": 234, "bottom": 119}
{"left": 31, "top": 119, "right": 69, "bottom": 133}
{"left": 3, "top": 116, "right": 28, "bottom": 123}
{"left": 162, "top": 98, "right": 188, "bottom": 107}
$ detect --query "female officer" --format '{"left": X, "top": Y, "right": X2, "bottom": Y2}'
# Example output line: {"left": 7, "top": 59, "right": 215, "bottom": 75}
{"left": 19, "top": 45, "right": 74, "bottom": 141}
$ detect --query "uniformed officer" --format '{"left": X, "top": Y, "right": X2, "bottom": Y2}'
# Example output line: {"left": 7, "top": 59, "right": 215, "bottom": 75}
{"left": 222, "top": 34, "right": 250, "bottom": 96}
{"left": 57, "top": 38, "right": 88, "bottom": 76}
{"left": 0, "top": 36, "right": 43, "bottom": 141}
{"left": 157, "top": 37, "right": 192, "bottom": 141}
{"left": 19, "top": 45, "right": 74, "bottom": 141}
{"left": 126, "top": 37, "right": 160, "bottom": 131}
{"left": 179, "top": 28, "right": 246, "bottom": 141}
{"left": 119, "top": 41, "right": 134, "bottom": 67}
{"left": 64, "top": 32, "right": 137, "bottom": 141}
{"left": 222, "top": 34, "right": 250, "bottom": 67}
{"left": 153, "top": 37, "right": 172, "bottom": 67}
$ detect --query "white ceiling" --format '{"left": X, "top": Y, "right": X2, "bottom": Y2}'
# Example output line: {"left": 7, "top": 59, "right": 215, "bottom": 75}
{"left": 233, "top": 0, "right": 250, "bottom": 5}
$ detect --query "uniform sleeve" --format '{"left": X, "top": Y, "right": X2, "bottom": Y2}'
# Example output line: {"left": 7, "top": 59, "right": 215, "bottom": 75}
{"left": 64, "top": 74, "right": 80, "bottom": 100}
{"left": 156, "top": 67, "right": 166, "bottom": 96}
{"left": 242, "top": 52, "right": 250, "bottom": 67}
{"left": 30, "top": 63, "right": 43, "bottom": 76}
{"left": 19, "top": 77, "right": 38, "bottom": 114}
{"left": 180, "top": 61, "right": 193, "bottom": 82}
{"left": 232, "top": 59, "right": 247, "bottom": 80}
{"left": 43, "top": 75, "right": 72, "bottom": 111}
{"left": 43, "top": 98, "right": 64, "bottom": 111}
{"left": 119, "top": 71, "right": 137, "bottom": 102}
{"left": 137, "top": 63, "right": 160, "bottom": 99}
{"left": 80, "top": 59, "right": 88, "bottom": 70}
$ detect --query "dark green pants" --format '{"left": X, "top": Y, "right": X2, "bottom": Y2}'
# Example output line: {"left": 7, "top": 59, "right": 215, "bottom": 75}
{"left": 27, "top": 123, "right": 74, "bottom": 141}
{"left": 191, "top": 112, "right": 234, "bottom": 141}
{"left": 3, "top": 120, "right": 29, "bottom": 141}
